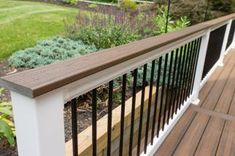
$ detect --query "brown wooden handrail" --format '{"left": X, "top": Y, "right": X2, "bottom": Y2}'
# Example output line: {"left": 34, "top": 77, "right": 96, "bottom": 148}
{"left": 1, "top": 13, "right": 235, "bottom": 98}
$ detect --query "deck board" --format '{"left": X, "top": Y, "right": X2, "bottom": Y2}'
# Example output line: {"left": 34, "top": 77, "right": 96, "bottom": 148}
{"left": 155, "top": 106, "right": 196, "bottom": 156}
{"left": 155, "top": 49, "right": 235, "bottom": 156}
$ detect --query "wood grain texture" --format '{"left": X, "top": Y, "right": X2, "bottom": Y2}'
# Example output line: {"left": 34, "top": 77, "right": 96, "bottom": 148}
{"left": 1, "top": 14, "right": 235, "bottom": 98}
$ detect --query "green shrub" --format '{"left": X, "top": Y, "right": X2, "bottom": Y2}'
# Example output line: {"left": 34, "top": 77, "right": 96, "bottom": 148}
{"left": 88, "top": 4, "right": 98, "bottom": 9}
{"left": 63, "top": 0, "right": 78, "bottom": 5}
{"left": 70, "top": 25, "right": 139, "bottom": 49}
{"left": 154, "top": 6, "right": 190, "bottom": 35}
{"left": 0, "top": 88, "right": 15, "bottom": 146}
{"left": 158, "top": 0, "right": 207, "bottom": 24}
{"left": 66, "top": 11, "right": 141, "bottom": 49}
{"left": 119, "top": 0, "right": 137, "bottom": 10}
{"left": 9, "top": 36, "right": 98, "bottom": 68}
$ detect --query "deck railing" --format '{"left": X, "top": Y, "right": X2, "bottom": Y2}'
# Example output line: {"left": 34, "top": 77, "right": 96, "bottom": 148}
{"left": 1, "top": 13, "right": 235, "bottom": 156}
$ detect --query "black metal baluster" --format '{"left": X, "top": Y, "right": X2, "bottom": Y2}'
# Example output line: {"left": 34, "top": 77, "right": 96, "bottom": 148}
{"left": 183, "top": 41, "right": 194, "bottom": 100}
{"left": 177, "top": 44, "right": 187, "bottom": 110}
{"left": 178, "top": 43, "right": 189, "bottom": 106}
{"left": 190, "top": 38, "right": 202, "bottom": 94}
{"left": 107, "top": 81, "right": 113, "bottom": 156}
{"left": 151, "top": 57, "right": 162, "bottom": 143}
{"left": 92, "top": 89, "right": 97, "bottom": 156}
{"left": 144, "top": 60, "right": 155, "bottom": 153}
{"left": 170, "top": 49, "right": 179, "bottom": 119}
{"left": 183, "top": 41, "right": 193, "bottom": 100}
{"left": 189, "top": 39, "right": 199, "bottom": 94}
{"left": 137, "top": 64, "right": 147, "bottom": 155}
{"left": 188, "top": 40, "right": 198, "bottom": 95}
{"left": 129, "top": 69, "right": 138, "bottom": 156}
{"left": 162, "top": 51, "right": 173, "bottom": 126}
{"left": 119, "top": 74, "right": 127, "bottom": 156}
{"left": 71, "top": 98, "right": 78, "bottom": 156}
{"left": 164, "top": 51, "right": 174, "bottom": 124}
{"left": 158, "top": 53, "right": 169, "bottom": 132}
{"left": 173, "top": 46, "right": 184, "bottom": 114}
{"left": 186, "top": 40, "right": 197, "bottom": 97}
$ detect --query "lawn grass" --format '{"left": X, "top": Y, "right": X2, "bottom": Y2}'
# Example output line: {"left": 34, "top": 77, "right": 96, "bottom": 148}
{"left": 0, "top": 0, "right": 79, "bottom": 59}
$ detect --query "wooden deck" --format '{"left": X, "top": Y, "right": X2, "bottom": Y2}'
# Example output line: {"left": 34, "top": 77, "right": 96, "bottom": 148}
{"left": 155, "top": 49, "right": 235, "bottom": 156}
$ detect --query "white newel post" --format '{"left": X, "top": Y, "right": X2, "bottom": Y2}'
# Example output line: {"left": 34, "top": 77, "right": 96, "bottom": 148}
{"left": 191, "top": 30, "right": 210, "bottom": 104}
{"left": 10, "top": 90, "right": 66, "bottom": 156}
{"left": 218, "top": 20, "right": 232, "bottom": 66}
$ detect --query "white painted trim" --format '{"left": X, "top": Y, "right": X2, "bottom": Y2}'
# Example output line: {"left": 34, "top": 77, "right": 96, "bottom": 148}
{"left": 11, "top": 91, "right": 66, "bottom": 156}
{"left": 140, "top": 93, "right": 195, "bottom": 156}
{"left": 224, "top": 44, "right": 234, "bottom": 55}
{"left": 218, "top": 20, "right": 232, "bottom": 66}
{"left": 191, "top": 31, "right": 210, "bottom": 102}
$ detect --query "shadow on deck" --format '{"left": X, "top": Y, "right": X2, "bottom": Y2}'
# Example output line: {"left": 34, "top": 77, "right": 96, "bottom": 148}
{"left": 155, "top": 49, "right": 235, "bottom": 156}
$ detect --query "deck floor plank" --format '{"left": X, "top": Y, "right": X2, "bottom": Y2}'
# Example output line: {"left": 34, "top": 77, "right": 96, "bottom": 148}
{"left": 194, "top": 117, "right": 225, "bottom": 156}
{"left": 155, "top": 49, "right": 235, "bottom": 156}
{"left": 155, "top": 106, "right": 196, "bottom": 156}
{"left": 216, "top": 121, "right": 235, "bottom": 156}
{"left": 200, "top": 51, "right": 235, "bottom": 110}
{"left": 198, "top": 51, "right": 233, "bottom": 104}
{"left": 173, "top": 113, "right": 209, "bottom": 156}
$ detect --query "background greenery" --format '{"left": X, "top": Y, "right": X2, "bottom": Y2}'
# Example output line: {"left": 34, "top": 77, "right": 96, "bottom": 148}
{"left": 158, "top": 0, "right": 235, "bottom": 24}
{"left": 0, "top": 0, "right": 78, "bottom": 59}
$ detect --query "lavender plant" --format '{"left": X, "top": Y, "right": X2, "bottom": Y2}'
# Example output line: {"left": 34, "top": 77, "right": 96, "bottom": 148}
{"left": 65, "top": 8, "right": 156, "bottom": 49}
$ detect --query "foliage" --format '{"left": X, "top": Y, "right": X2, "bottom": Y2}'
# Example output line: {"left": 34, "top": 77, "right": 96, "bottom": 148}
{"left": 8, "top": 36, "right": 97, "bottom": 68}
{"left": 0, "top": 88, "right": 15, "bottom": 146}
{"left": 157, "top": 0, "right": 207, "bottom": 24}
{"left": 69, "top": 25, "right": 138, "bottom": 49}
{"left": 65, "top": 9, "right": 155, "bottom": 49}
{"left": 158, "top": 0, "right": 235, "bottom": 24}
{"left": 0, "top": 0, "right": 78, "bottom": 59}
{"left": 154, "top": 6, "right": 190, "bottom": 35}
{"left": 88, "top": 4, "right": 98, "bottom": 9}
{"left": 119, "top": 0, "right": 137, "bottom": 10}
{"left": 63, "top": 0, "right": 78, "bottom": 5}
{"left": 211, "top": 0, "right": 235, "bottom": 12}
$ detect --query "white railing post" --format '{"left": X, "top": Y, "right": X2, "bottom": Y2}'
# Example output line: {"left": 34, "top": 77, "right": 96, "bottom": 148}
{"left": 10, "top": 91, "right": 66, "bottom": 156}
{"left": 191, "top": 30, "right": 211, "bottom": 104}
{"left": 232, "top": 23, "right": 235, "bottom": 49}
{"left": 218, "top": 20, "right": 232, "bottom": 66}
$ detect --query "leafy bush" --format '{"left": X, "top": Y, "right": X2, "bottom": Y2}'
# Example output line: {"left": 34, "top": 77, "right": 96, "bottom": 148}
{"left": 154, "top": 6, "right": 190, "bottom": 35}
{"left": 211, "top": 0, "right": 235, "bottom": 12}
{"left": 156, "top": 0, "right": 207, "bottom": 24}
{"left": 63, "top": 0, "right": 78, "bottom": 5}
{"left": 0, "top": 88, "right": 15, "bottom": 146}
{"left": 119, "top": 0, "right": 137, "bottom": 10}
{"left": 9, "top": 36, "right": 98, "bottom": 68}
{"left": 69, "top": 25, "right": 139, "bottom": 49}
{"left": 65, "top": 10, "right": 155, "bottom": 49}
{"left": 88, "top": 4, "right": 98, "bottom": 9}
